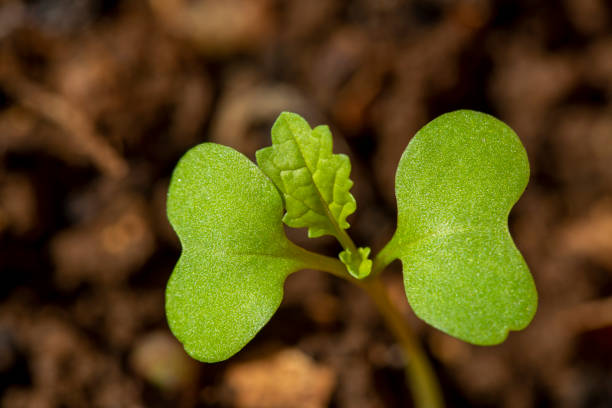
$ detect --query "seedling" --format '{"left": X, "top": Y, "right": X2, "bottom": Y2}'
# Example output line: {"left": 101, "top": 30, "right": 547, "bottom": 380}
{"left": 165, "top": 110, "right": 537, "bottom": 407}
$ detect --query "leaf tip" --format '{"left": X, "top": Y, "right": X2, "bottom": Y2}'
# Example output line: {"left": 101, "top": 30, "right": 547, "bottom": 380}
{"left": 273, "top": 111, "right": 309, "bottom": 129}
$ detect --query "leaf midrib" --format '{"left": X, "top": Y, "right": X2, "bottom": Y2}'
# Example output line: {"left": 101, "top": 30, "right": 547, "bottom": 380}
{"left": 394, "top": 224, "right": 505, "bottom": 259}
{"left": 283, "top": 117, "right": 344, "bottom": 239}
{"left": 183, "top": 246, "right": 299, "bottom": 262}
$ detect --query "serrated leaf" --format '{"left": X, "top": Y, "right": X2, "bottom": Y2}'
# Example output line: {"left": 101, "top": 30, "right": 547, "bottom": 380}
{"left": 385, "top": 110, "right": 537, "bottom": 345}
{"left": 166, "top": 143, "right": 307, "bottom": 362}
{"left": 339, "top": 247, "right": 373, "bottom": 279}
{"left": 256, "top": 112, "right": 356, "bottom": 239}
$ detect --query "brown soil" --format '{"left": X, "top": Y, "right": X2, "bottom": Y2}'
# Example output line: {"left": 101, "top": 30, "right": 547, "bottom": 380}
{"left": 2, "top": 1, "right": 612, "bottom": 407}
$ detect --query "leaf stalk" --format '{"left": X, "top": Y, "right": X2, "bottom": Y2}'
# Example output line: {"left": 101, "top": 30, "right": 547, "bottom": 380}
{"left": 360, "top": 277, "right": 444, "bottom": 408}
{"left": 294, "top": 245, "right": 444, "bottom": 408}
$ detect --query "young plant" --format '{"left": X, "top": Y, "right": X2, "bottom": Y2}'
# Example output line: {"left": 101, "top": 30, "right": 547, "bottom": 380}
{"left": 165, "top": 110, "right": 537, "bottom": 407}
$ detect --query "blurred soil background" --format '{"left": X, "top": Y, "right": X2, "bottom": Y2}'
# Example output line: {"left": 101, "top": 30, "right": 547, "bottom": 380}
{"left": 1, "top": 0, "right": 612, "bottom": 407}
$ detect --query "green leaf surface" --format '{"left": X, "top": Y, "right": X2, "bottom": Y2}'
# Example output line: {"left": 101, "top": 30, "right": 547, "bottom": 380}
{"left": 256, "top": 112, "right": 356, "bottom": 239}
{"left": 339, "top": 247, "right": 373, "bottom": 279}
{"left": 166, "top": 143, "right": 306, "bottom": 362}
{"left": 385, "top": 110, "right": 537, "bottom": 345}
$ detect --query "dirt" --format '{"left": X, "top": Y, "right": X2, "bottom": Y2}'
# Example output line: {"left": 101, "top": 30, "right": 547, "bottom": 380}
{"left": 1, "top": 0, "right": 612, "bottom": 407}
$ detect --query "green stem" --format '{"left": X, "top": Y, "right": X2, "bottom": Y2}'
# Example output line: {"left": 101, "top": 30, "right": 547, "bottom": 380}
{"left": 370, "top": 233, "right": 399, "bottom": 278}
{"left": 289, "top": 243, "right": 352, "bottom": 281}
{"left": 293, "top": 244, "right": 444, "bottom": 408}
{"left": 360, "top": 277, "right": 444, "bottom": 408}
{"left": 335, "top": 227, "right": 359, "bottom": 255}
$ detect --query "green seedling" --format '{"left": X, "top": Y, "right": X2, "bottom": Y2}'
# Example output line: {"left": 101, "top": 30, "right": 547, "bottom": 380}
{"left": 165, "top": 110, "right": 537, "bottom": 407}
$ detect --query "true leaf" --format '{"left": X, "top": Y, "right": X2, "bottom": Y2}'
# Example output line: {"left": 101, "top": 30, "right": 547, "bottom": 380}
{"left": 166, "top": 143, "right": 307, "bottom": 362}
{"left": 384, "top": 110, "right": 537, "bottom": 345}
{"left": 339, "top": 247, "right": 373, "bottom": 279}
{"left": 256, "top": 112, "right": 357, "bottom": 239}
